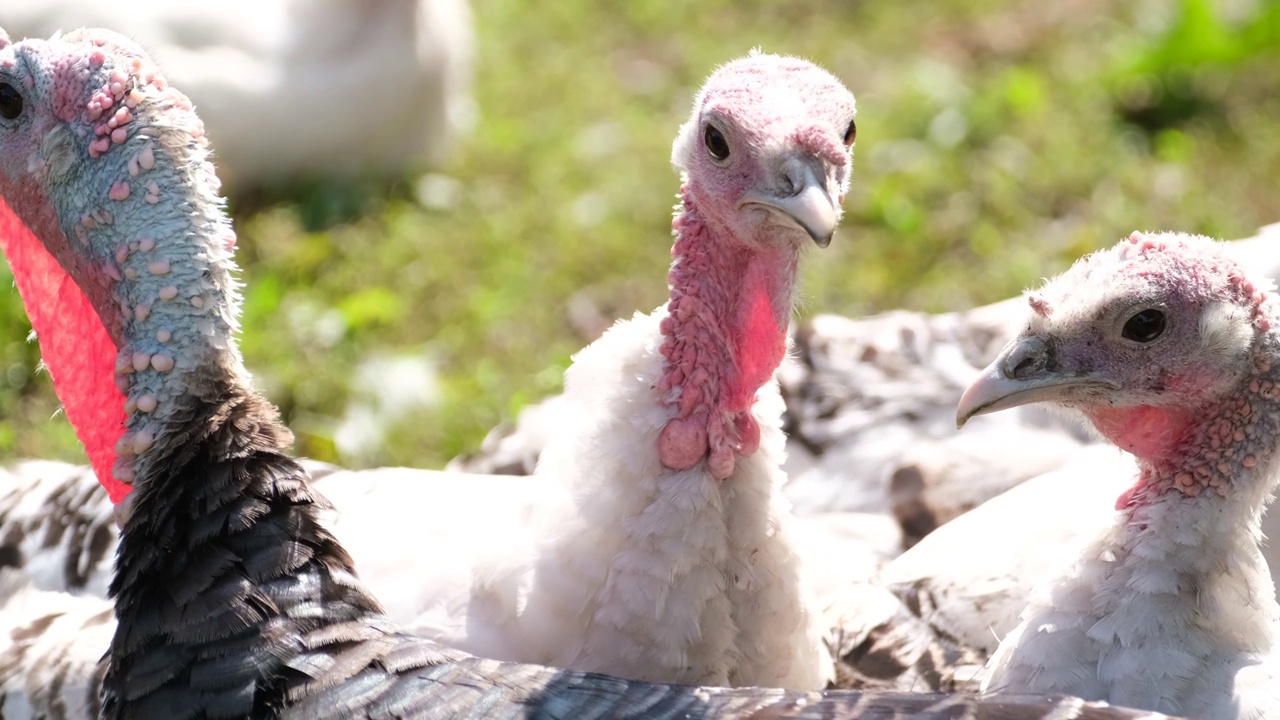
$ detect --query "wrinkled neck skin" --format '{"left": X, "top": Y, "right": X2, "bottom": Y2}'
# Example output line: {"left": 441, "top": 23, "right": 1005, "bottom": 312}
{"left": 1104, "top": 378, "right": 1280, "bottom": 644}
{"left": 1098, "top": 335, "right": 1280, "bottom": 521}
{"left": 655, "top": 183, "right": 800, "bottom": 480}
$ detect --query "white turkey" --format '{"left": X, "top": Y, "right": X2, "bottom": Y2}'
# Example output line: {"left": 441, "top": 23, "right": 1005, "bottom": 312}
{"left": 0, "top": 0, "right": 472, "bottom": 190}
{"left": 836, "top": 227, "right": 1280, "bottom": 677}
{"left": 0, "top": 23, "right": 1179, "bottom": 720}
{"left": 957, "top": 231, "right": 1280, "bottom": 718}
{"left": 448, "top": 46, "right": 860, "bottom": 689}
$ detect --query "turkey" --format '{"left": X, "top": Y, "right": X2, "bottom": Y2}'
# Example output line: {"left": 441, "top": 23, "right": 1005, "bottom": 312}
{"left": 0, "top": 0, "right": 472, "bottom": 190}
{"left": 435, "top": 47, "right": 859, "bottom": 689}
{"left": 957, "top": 231, "right": 1280, "bottom": 718}
{"left": 0, "top": 23, "right": 1181, "bottom": 720}
{"left": 799, "top": 227, "right": 1280, "bottom": 683}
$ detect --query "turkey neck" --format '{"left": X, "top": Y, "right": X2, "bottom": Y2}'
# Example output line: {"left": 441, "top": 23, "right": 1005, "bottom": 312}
{"left": 655, "top": 184, "right": 800, "bottom": 480}
{"left": 1079, "top": 327, "right": 1280, "bottom": 657}
{"left": 0, "top": 50, "right": 385, "bottom": 714}
{"left": 1105, "top": 329, "right": 1280, "bottom": 519}
{"left": 0, "top": 57, "right": 249, "bottom": 504}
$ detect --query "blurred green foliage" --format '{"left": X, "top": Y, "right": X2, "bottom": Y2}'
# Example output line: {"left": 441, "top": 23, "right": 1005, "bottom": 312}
{"left": 2, "top": 0, "right": 1280, "bottom": 469}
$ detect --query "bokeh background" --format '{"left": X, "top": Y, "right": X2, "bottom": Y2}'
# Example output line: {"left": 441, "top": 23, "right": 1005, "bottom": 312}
{"left": 0, "top": 0, "right": 1278, "bottom": 470}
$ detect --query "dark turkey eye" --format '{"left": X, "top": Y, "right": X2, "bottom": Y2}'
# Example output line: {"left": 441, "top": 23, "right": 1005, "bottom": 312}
{"left": 843, "top": 118, "right": 857, "bottom": 146}
{"left": 1122, "top": 309, "right": 1166, "bottom": 342}
{"left": 704, "top": 125, "right": 729, "bottom": 161}
{"left": 0, "top": 83, "right": 21, "bottom": 120}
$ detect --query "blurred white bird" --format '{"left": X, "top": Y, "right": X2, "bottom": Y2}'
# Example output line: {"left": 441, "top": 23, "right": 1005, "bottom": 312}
{"left": 0, "top": 0, "right": 473, "bottom": 190}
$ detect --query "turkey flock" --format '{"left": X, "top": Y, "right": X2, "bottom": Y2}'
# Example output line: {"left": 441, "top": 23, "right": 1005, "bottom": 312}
{"left": 0, "top": 17, "right": 1274, "bottom": 720}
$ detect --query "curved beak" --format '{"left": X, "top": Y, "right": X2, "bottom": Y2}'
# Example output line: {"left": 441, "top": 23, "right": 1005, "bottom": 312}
{"left": 955, "top": 335, "right": 1116, "bottom": 428}
{"left": 741, "top": 159, "right": 839, "bottom": 247}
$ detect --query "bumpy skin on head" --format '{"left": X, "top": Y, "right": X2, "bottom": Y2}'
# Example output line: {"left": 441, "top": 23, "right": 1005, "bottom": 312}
{"left": 958, "top": 232, "right": 1280, "bottom": 717}
{"left": 657, "top": 51, "right": 855, "bottom": 479}
{"left": 0, "top": 26, "right": 239, "bottom": 505}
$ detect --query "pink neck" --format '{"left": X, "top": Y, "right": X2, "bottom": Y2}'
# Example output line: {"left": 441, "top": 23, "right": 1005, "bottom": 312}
{"left": 1088, "top": 405, "right": 1196, "bottom": 462}
{"left": 655, "top": 187, "right": 799, "bottom": 480}
{"left": 1106, "top": 352, "right": 1280, "bottom": 511}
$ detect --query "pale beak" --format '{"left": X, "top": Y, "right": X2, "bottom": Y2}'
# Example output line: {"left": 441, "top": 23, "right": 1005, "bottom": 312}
{"left": 955, "top": 335, "right": 1117, "bottom": 428}
{"left": 741, "top": 160, "right": 838, "bottom": 247}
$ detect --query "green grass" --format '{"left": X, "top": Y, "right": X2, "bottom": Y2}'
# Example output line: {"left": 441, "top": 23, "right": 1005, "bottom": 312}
{"left": 2, "top": 0, "right": 1280, "bottom": 470}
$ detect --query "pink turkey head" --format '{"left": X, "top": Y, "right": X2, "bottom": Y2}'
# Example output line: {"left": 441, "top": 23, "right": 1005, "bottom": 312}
{"left": 671, "top": 50, "right": 856, "bottom": 249}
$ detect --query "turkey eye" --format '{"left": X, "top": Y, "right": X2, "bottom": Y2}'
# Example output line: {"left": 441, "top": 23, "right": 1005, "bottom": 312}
{"left": 704, "top": 125, "right": 729, "bottom": 161}
{"left": 843, "top": 118, "right": 857, "bottom": 146}
{"left": 1122, "top": 309, "right": 1166, "bottom": 342}
{"left": 0, "top": 83, "right": 21, "bottom": 120}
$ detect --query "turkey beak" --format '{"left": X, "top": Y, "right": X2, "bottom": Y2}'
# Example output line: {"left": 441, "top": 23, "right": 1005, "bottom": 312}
{"left": 955, "top": 335, "right": 1116, "bottom": 428}
{"left": 742, "top": 158, "right": 838, "bottom": 247}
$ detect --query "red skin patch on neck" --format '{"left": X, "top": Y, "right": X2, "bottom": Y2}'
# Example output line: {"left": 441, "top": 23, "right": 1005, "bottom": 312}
{"left": 1087, "top": 404, "right": 1195, "bottom": 460}
{"left": 1087, "top": 404, "right": 1196, "bottom": 511}
{"left": 0, "top": 200, "right": 129, "bottom": 502}
{"left": 725, "top": 255, "right": 790, "bottom": 413}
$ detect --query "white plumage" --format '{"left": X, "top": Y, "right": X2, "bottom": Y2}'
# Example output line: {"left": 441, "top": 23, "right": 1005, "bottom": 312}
{"left": 446, "top": 311, "right": 826, "bottom": 686}
{"left": 983, "top": 486, "right": 1280, "bottom": 718}
{"left": 312, "top": 313, "right": 830, "bottom": 689}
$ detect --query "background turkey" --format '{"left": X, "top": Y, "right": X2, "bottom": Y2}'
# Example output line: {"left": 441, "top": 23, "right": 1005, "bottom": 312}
{"left": 0, "top": 0, "right": 473, "bottom": 193}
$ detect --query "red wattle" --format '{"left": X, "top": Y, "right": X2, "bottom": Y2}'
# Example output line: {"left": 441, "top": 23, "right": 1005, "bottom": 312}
{"left": 0, "top": 199, "right": 129, "bottom": 503}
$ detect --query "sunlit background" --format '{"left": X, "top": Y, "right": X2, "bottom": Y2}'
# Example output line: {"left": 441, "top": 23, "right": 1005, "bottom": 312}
{"left": 0, "top": 0, "right": 1277, "bottom": 470}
